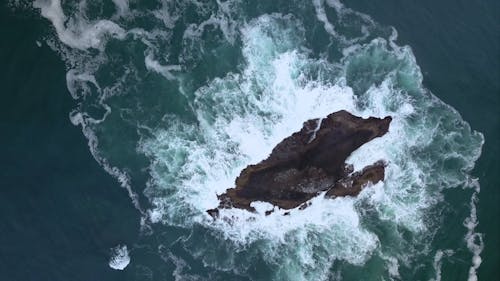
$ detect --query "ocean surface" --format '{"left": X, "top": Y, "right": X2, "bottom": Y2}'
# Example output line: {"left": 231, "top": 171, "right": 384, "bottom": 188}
{"left": 1, "top": 1, "right": 498, "bottom": 280}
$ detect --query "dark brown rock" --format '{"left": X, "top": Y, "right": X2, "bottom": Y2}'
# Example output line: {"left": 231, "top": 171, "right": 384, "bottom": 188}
{"left": 325, "top": 160, "right": 386, "bottom": 198}
{"left": 207, "top": 110, "right": 391, "bottom": 217}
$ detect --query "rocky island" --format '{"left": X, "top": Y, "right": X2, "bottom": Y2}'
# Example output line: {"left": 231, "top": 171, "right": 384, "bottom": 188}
{"left": 208, "top": 110, "right": 392, "bottom": 217}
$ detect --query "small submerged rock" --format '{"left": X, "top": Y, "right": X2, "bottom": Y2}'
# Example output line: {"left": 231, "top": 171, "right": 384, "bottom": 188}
{"left": 208, "top": 110, "right": 391, "bottom": 217}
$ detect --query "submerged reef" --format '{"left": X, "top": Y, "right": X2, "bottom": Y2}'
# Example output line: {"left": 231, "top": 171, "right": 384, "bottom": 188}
{"left": 208, "top": 110, "right": 392, "bottom": 217}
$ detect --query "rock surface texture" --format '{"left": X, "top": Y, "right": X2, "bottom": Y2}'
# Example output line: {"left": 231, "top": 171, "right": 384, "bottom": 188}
{"left": 208, "top": 110, "right": 392, "bottom": 217}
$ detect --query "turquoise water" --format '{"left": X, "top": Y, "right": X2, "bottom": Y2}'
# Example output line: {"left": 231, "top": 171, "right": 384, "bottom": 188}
{"left": 1, "top": 0, "right": 498, "bottom": 280}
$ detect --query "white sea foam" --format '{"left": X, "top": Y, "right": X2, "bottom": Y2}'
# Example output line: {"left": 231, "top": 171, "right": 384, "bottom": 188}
{"left": 430, "top": 249, "right": 454, "bottom": 281}
{"left": 33, "top": 0, "right": 149, "bottom": 216}
{"left": 33, "top": 0, "right": 126, "bottom": 50}
{"left": 144, "top": 53, "right": 181, "bottom": 80}
{"left": 313, "top": 0, "right": 373, "bottom": 45}
{"left": 69, "top": 109, "right": 144, "bottom": 214}
{"left": 312, "top": 0, "right": 340, "bottom": 38}
{"left": 109, "top": 245, "right": 130, "bottom": 270}
{"left": 182, "top": 11, "right": 238, "bottom": 45}
{"left": 464, "top": 180, "right": 483, "bottom": 281}
{"left": 151, "top": 0, "right": 180, "bottom": 29}
{"left": 112, "top": 0, "right": 129, "bottom": 16}
{"left": 66, "top": 70, "right": 100, "bottom": 100}
{"left": 385, "top": 256, "right": 400, "bottom": 279}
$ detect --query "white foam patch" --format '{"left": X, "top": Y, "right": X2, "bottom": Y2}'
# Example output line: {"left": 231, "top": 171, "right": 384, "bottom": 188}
{"left": 69, "top": 109, "right": 144, "bottom": 215}
{"left": 250, "top": 201, "right": 274, "bottom": 215}
{"left": 66, "top": 70, "right": 101, "bottom": 100}
{"left": 109, "top": 245, "right": 130, "bottom": 270}
{"left": 217, "top": 192, "right": 379, "bottom": 259}
{"left": 144, "top": 53, "right": 181, "bottom": 80}
{"left": 112, "top": 0, "right": 129, "bottom": 16}
{"left": 152, "top": 1, "right": 179, "bottom": 29}
{"left": 33, "top": 0, "right": 125, "bottom": 50}
{"left": 182, "top": 11, "right": 238, "bottom": 45}
{"left": 385, "top": 256, "right": 400, "bottom": 279}
{"left": 32, "top": 0, "right": 149, "bottom": 217}
{"left": 312, "top": 0, "right": 340, "bottom": 38}
{"left": 464, "top": 180, "right": 483, "bottom": 281}
{"left": 313, "top": 0, "right": 373, "bottom": 45}
{"left": 430, "top": 249, "right": 454, "bottom": 281}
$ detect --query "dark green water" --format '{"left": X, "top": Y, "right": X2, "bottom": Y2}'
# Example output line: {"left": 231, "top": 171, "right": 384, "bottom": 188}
{"left": 0, "top": 1, "right": 498, "bottom": 280}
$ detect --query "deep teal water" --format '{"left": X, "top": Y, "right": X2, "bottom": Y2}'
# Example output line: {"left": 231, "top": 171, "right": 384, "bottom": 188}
{"left": 0, "top": 1, "right": 498, "bottom": 280}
